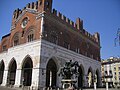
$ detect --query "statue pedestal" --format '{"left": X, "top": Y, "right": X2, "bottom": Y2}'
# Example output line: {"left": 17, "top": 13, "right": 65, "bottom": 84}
{"left": 61, "top": 79, "right": 77, "bottom": 90}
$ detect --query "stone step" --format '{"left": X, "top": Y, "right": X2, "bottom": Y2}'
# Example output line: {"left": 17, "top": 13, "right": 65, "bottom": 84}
{"left": 0, "top": 86, "right": 29, "bottom": 90}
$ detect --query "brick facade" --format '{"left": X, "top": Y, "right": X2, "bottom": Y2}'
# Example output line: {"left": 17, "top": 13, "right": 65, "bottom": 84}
{"left": 0, "top": 0, "right": 101, "bottom": 61}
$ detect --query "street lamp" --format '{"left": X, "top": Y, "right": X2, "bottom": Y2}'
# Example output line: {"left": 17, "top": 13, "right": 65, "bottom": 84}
{"left": 104, "top": 71, "right": 113, "bottom": 90}
{"left": 93, "top": 74, "right": 97, "bottom": 90}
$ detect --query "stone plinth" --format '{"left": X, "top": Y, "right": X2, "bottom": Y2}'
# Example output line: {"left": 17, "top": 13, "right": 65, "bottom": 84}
{"left": 61, "top": 79, "right": 77, "bottom": 89}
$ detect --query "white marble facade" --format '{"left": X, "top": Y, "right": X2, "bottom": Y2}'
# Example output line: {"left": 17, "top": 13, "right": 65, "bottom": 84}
{"left": 0, "top": 39, "right": 102, "bottom": 89}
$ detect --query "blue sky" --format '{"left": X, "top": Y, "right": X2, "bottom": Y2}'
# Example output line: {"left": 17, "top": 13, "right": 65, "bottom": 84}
{"left": 0, "top": 0, "right": 120, "bottom": 59}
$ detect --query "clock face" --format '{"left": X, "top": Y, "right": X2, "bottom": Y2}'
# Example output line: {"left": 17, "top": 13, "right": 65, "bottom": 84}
{"left": 21, "top": 17, "right": 28, "bottom": 28}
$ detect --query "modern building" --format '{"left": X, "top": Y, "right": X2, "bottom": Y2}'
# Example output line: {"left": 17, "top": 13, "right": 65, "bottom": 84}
{"left": 0, "top": 0, "right": 102, "bottom": 89}
{"left": 101, "top": 57, "right": 120, "bottom": 88}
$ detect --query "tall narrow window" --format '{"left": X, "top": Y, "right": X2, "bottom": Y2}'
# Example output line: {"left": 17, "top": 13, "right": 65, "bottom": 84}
{"left": 46, "top": 1, "right": 49, "bottom": 9}
{"left": 2, "top": 45, "right": 7, "bottom": 51}
{"left": 50, "top": 34, "right": 58, "bottom": 44}
{"left": 27, "top": 32, "right": 34, "bottom": 42}
{"left": 13, "top": 33, "right": 19, "bottom": 46}
{"left": 14, "top": 39, "right": 19, "bottom": 46}
{"left": 76, "top": 48, "right": 80, "bottom": 53}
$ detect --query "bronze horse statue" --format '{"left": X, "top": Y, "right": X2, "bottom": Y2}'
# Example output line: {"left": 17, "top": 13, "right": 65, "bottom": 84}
{"left": 58, "top": 60, "right": 79, "bottom": 79}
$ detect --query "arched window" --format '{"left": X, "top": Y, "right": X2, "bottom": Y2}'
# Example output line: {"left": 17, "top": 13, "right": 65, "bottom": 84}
{"left": 63, "top": 31, "right": 71, "bottom": 49}
{"left": 13, "top": 33, "right": 19, "bottom": 46}
{"left": 49, "top": 30, "right": 58, "bottom": 44}
{"left": 27, "top": 30, "right": 34, "bottom": 42}
{"left": 2, "top": 40, "right": 7, "bottom": 51}
{"left": 63, "top": 41, "right": 70, "bottom": 49}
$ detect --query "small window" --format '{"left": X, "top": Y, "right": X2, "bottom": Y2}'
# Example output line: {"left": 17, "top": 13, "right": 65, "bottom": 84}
{"left": 2, "top": 45, "right": 7, "bottom": 51}
{"left": 109, "top": 70, "right": 112, "bottom": 76}
{"left": 109, "top": 70, "right": 112, "bottom": 74}
{"left": 13, "top": 35, "right": 19, "bottom": 46}
{"left": 50, "top": 35, "right": 58, "bottom": 44}
{"left": 22, "top": 31, "right": 24, "bottom": 37}
{"left": 64, "top": 42, "right": 70, "bottom": 49}
{"left": 119, "top": 67, "right": 120, "bottom": 70}
{"left": 114, "top": 67, "right": 116, "bottom": 71}
{"left": 46, "top": 1, "right": 49, "bottom": 10}
{"left": 46, "top": 1, "right": 49, "bottom": 6}
{"left": 105, "top": 71, "right": 108, "bottom": 76}
{"left": 76, "top": 48, "right": 80, "bottom": 53}
{"left": 28, "top": 34, "right": 34, "bottom": 42}
{"left": 14, "top": 39, "right": 19, "bottom": 46}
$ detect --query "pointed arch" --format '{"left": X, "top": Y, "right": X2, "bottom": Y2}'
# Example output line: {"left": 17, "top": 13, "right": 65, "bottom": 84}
{"left": 12, "top": 32, "right": 20, "bottom": 46}
{"left": 25, "top": 26, "right": 36, "bottom": 42}
{"left": 46, "top": 58, "right": 57, "bottom": 88}
{"left": 78, "top": 64, "right": 85, "bottom": 89}
{"left": 21, "top": 55, "right": 33, "bottom": 69}
{"left": 46, "top": 56, "right": 59, "bottom": 71}
{"left": 21, "top": 55, "right": 33, "bottom": 86}
{"left": 0, "top": 60, "right": 5, "bottom": 84}
{"left": 7, "top": 58, "right": 17, "bottom": 85}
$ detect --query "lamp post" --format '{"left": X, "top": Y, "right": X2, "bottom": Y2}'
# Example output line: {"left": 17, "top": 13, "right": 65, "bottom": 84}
{"left": 93, "top": 75, "right": 97, "bottom": 90}
{"left": 104, "top": 71, "right": 113, "bottom": 90}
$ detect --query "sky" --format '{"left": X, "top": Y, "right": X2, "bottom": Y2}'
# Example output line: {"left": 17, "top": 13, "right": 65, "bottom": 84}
{"left": 0, "top": 0, "right": 120, "bottom": 60}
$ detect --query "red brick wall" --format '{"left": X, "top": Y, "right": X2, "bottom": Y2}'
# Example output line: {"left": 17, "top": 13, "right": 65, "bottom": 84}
{"left": 43, "top": 13, "right": 101, "bottom": 61}
{"left": 10, "top": 12, "right": 41, "bottom": 47}
{"left": 0, "top": 11, "right": 42, "bottom": 53}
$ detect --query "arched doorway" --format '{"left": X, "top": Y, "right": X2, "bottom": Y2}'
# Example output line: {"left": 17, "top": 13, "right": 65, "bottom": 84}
{"left": 46, "top": 59, "right": 57, "bottom": 88}
{"left": 22, "top": 57, "right": 33, "bottom": 86}
{"left": 0, "top": 60, "right": 5, "bottom": 84}
{"left": 87, "top": 67, "right": 93, "bottom": 88}
{"left": 78, "top": 65, "right": 84, "bottom": 89}
{"left": 7, "top": 59, "right": 17, "bottom": 85}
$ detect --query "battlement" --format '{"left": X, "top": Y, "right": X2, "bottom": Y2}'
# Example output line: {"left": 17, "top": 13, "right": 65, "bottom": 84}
{"left": 13, "top": 1, "right": 39, "bottom": 19}
{"left": 52, "top": 9, "right": 100, "bottom": 44}
{"left": 12, "top": 0, "right": 100, "bottom": 44}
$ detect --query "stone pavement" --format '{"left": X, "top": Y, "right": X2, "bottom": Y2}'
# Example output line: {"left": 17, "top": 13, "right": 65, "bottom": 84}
{"left": 0, "top": 86, "right": 120, "bottom": 90}
{"left": 0, "top": 86, "right": 22, "bottom": 90}
{"left": 83, "top": 88, "right": 119, "bottom": 90}
{"left": 0, "top": 86, "right": 16, "bottom": 90}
